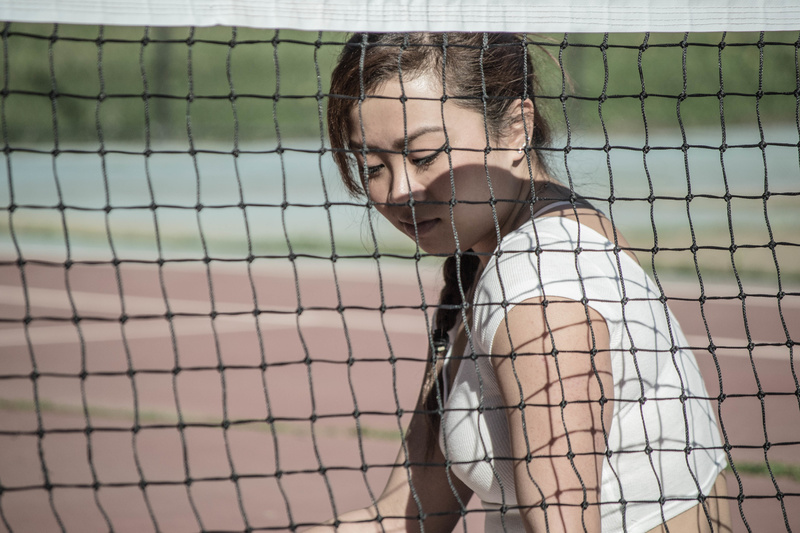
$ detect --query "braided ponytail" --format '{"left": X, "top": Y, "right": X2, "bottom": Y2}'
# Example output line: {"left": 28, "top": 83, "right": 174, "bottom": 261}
{"left": 421, "top": 251, "right": 481, "bottom": 452}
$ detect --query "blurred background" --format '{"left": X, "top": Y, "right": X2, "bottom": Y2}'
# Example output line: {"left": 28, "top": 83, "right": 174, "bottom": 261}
{"left": 0, "top": 26, "right": 797, "bottom": 285}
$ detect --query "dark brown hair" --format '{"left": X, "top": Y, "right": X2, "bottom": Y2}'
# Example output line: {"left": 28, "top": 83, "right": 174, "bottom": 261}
{"left": 327, "top": 32, "right": 553, "bottom": 445}
{"left": 328, "top": 32, "right": 551, "bottom": 195}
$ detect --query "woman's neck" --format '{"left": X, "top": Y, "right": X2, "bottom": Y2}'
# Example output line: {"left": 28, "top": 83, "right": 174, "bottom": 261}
{"left": 474, "top": 176, "right": 590, "bottom": 267}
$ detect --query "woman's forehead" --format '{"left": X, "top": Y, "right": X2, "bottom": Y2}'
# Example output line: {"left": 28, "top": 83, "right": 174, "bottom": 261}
{"left": 365, "top": 73, "right": 443, "bottom": 100}
{"left": 348, "top": 77, "right": 448, "bottom": 142}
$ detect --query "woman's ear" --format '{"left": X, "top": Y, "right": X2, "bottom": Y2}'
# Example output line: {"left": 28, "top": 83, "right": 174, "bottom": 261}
{"left": 508, "top": 98, "right": 536, "bottom": 163}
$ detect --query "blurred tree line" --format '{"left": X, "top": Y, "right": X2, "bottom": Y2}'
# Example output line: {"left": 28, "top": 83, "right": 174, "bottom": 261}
{"left": 0, "top": 23, "right": 797, "bottom": 145}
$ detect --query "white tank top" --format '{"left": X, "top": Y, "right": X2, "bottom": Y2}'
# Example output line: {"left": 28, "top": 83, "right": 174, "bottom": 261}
{"left": 439, "top": 214, "right": 726, "bottom": 532}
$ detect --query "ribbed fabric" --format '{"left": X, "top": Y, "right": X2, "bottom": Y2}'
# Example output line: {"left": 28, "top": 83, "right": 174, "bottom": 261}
{"left": 440, "top": 216, "right": 726, "bottom": 532}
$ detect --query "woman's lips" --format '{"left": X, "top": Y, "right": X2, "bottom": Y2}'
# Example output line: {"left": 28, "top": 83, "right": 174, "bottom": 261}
{"left": 400, "top": 218, "right": 439, "bottom": 238}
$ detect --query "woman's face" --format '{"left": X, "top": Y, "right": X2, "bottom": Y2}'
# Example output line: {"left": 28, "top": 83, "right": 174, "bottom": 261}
{"left": 348, "top": 75, "right": 531, "bottom": 258}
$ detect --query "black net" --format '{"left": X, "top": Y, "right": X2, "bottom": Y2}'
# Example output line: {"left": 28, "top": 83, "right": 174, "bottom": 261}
{"left": 0, "top": 24, "right": 798, "bottom": 532}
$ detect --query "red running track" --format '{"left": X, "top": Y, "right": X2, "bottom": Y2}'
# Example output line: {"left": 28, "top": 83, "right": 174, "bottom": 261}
{"left": 0, "top": 259, "right": 798, "bottom": 532}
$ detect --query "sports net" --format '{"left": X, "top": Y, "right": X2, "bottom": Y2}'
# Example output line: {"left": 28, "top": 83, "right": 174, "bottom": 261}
{"left": 0, "top": 22, "right": 798, "bottom": 533}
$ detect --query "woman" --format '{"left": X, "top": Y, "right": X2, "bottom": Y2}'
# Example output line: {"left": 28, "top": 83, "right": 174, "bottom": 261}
{"left": 313, "top": 32, "right": 730, "bottom": 532}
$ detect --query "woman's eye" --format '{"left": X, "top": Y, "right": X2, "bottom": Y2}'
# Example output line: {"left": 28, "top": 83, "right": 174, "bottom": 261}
{"left": 366, "top": 163, "right": 384, "bottom": 177}
{"left": 410, "top": 143, "right": 447, "bottom": 170}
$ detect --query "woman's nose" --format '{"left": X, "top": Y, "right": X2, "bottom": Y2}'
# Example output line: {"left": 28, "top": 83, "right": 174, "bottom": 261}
{"left": 387, "top": 164, "right": 427, "bottom": 205}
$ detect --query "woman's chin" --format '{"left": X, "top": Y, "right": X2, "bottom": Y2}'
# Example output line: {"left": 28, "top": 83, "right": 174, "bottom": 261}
{"left": 392, "top": 220, "right": 470, "bottom": 256}
{"left": 405, "top": 236, "right": 461, "bottom": 257}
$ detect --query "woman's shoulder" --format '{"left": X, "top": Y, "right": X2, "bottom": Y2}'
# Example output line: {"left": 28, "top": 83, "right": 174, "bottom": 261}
{"left": 499, "top": 207, "right": 639, "bottom": 264}
{"left": 473, "top": 210, "right": 643, "bottom": 349}
{"left": 480, "top": 214, "right": 614, "bottom": 297}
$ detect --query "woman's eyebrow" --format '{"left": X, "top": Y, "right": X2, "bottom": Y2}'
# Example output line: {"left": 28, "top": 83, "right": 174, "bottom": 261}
{"left": 349, "top": 125, "right": 444, "bottom": 152}
{"left": 394, "top": 126, "right": 444, "bottom": 150}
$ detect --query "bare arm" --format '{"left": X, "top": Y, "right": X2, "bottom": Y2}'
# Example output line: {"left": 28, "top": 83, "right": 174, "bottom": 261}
{"left": 491, "top": 296, "right": 613, "bottom": 533}
{"left": 306, "top": 357, "right": 474, "bottom": 532}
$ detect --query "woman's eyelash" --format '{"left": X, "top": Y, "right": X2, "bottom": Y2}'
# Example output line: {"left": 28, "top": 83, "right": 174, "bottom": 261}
{"left": 359, "top": 143, "right": 447, "bottom": 178}
{"left": 411, "top": 143, "right": 447, "bottom": 168}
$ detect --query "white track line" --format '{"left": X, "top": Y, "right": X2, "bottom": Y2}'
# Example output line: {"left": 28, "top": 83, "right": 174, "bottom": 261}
{"left": 0, "top": 316, "right": 403, "bottom": 347}
{"left": 0, "top": 285, "right": 793, "bottom": 360}
{"left": 1, "top": 323, "right": 790, "bottom": 361}
{"left": 682, "top": 335, "right": 792, "bottom": 361}
{"left": 0, "top": 285, "right": 427, "bottom": 348}
{"left": 112, "top": 260, "right": 800, "bottom": 309}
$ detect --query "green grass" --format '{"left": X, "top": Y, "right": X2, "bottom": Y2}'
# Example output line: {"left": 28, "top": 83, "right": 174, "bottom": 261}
{"left": 4, "top": 397, "right": 800, "bottom": 482}
{"left": 727, "top": 462, "right": 800, "bottom": 484}
{"left": 1, "top": 25, "right": 798, "bottom": 144}
{"left": 0, "top": 215, "right": 421, "bottom": 260}
{"left": 0, "top": 396, "right": 403, "bottom": 441}
{"left": 4, "top": 215, "right": 797, "bottom": 283}
{"left": 2, "top": 24, "right": 346, "bottom": 143}
{"left": 532, "top": 32, "right": 800, "bottom": 136}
